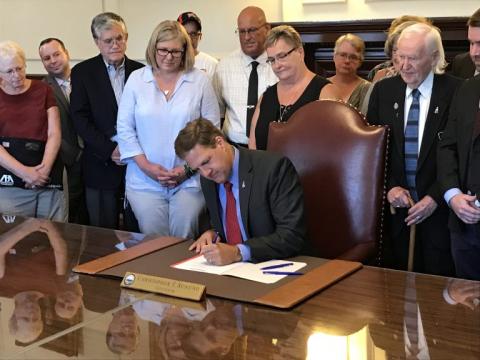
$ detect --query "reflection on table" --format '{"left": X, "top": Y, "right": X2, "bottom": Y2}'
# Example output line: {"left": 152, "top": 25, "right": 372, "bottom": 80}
{"left": 0, "top": 215, "right": 478, "bottom": 359}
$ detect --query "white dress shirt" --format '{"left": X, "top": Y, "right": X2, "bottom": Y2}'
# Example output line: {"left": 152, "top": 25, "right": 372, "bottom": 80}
{"left": 213, "top": 49, "right": 277, "bottom": 144}
{"left": 403, "top": 71, "right": 434, "bottom": 153}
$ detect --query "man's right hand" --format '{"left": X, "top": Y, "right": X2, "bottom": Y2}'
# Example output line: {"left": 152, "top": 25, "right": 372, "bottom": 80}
{"left": 450, "top": 193, "right": 480, "bottom": 224}
{"left": 111, "top": 146, "right": 124, "bottom": 166}
{"left": 387, "top": 186, "right": 412, "bottom": 208}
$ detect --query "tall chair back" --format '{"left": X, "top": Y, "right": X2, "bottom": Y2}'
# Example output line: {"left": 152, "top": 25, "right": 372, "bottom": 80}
{"left": 267, "top": 100, "right": 388, "bottom": 263}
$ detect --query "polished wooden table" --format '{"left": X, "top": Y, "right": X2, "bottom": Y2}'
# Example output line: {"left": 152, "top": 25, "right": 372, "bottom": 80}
{"left": 0, "top": 215, "right": 478, "bottom": 359}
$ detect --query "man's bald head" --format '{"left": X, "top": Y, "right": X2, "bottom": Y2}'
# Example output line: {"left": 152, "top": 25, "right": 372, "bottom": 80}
{"left": 237, "top": 6, "right": 270, "bottom": 59}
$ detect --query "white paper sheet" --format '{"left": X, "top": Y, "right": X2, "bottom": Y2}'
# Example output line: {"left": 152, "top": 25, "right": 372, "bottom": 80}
{"left": 172, "top": 256, "right": 306, "bottom": 284}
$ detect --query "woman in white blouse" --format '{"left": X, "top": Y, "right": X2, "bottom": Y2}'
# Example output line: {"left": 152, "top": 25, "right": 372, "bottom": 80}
{"left": 117, "top": 20, "right": 220, "bottom": 237}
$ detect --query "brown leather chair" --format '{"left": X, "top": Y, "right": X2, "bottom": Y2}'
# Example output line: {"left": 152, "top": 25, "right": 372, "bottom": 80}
{"left": 267, "top": 100, "right": 388, "bottom": 263}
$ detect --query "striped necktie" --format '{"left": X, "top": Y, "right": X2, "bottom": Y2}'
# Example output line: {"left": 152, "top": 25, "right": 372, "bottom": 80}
{"left": 61, "top": 80, "right": 71, "bottom": 103}
{"left": 404, "top": 89, "right": 421, "bottom": 202}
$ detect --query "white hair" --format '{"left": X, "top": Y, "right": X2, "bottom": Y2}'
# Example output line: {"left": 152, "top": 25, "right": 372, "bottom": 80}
{"left": 398, "top": 23, "right": 447, "bottom": 74}
{"left": 0, "top": 40, "right": 26, "bottom": 64}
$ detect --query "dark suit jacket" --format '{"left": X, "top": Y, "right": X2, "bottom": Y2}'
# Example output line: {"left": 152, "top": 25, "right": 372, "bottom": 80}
{"left": 43, "top": 74, "right": 81, "bottom": 167}
{"left": 367, "top": 74, "right": 461, "bottom": 249}
{"left": 451, "top": 52, "right": 476, "bottom": 79}
{"left": 200, "top": 147, "right": 306, "bottom": 262}
{"left": 70, "top": 54, "right": 143, "bottom": 189}
{"left": 438, "top": 75, "right": 480, "bottom": 232}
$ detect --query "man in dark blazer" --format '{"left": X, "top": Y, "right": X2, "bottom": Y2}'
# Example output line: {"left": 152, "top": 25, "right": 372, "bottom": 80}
{"left": 451, "top": 52, "right": 476, "bottom": 79}
{"left": 174, "top": 118, "right": 306, "bottom": 265}
{"left": 71, "top": 12, "right": 143, "bottom": 229}
{"left": 39, "top": 38, "right": 88, "bottom": 224}
{"left": 438, "top": 76, "right": 480, "bottom": 280}
{"left": 367, "top": 23, "right": 461, "bottom": 276}
{"left": 450, "top": 8, "right": 480, "bottom": 79}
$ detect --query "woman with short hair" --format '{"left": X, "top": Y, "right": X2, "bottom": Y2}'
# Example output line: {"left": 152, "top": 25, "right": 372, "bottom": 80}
{"left": 117, "top": 21, "right": 220, "bottom": 237}
{"left": 249, "top": 25, "right": 338, "bottom": 150}
{"left": 328, "top": 33, "right": 371, "bottom": 112}
{"left": 0, "top": 41, "right": 65, "bottom": 221}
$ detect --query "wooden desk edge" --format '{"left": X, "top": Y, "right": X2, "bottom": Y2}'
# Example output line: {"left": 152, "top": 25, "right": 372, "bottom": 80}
{"left": 253, "top": 259, "right": 363, "bottom": 309}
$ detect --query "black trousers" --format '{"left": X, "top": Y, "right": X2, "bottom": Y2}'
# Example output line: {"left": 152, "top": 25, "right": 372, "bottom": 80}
{"left": 451, "top": 225, "right": 480, "bottom": 281}
{"left": 66, "top": 160, "right": 89, "bottom": 225}
{"left": 85, "top": 187, "right": 139, "bottom": 232}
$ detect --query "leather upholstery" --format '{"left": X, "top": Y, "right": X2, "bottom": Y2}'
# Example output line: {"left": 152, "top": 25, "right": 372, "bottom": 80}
{"left": 267, "top": 100, "right": 388, "bottom": 263}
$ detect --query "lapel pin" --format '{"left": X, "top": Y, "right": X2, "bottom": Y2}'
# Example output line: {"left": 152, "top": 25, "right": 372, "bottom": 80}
{"left": 241, "top": 181, "right": 246, "bottom": 189}
{"left": 434, "top": 106, "right": 439, "bottom": 114}
{"left": 393, "top": 102, "right": 399, "bottom": 110}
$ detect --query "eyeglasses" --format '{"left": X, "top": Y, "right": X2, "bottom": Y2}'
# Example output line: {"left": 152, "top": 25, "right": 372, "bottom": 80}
{"left": 266, "top": 47, "right": 297, "bottom": 65}
{"left": 335, "top": 52, "right": 361, "bottom": 62}
{"left": 98, "top": 35, "right": 126, "bottom": 47}
{"left": 188, "top": 31, "right": 202, "bottom": 39}
{"left": 0, "top": 66, "right": 25, "bottom": 77}
{"left": 235, "top": 24, "right": 267, "bottom": 36}
{"left": 156, "top": 48, "right": 184, "bottom": 58}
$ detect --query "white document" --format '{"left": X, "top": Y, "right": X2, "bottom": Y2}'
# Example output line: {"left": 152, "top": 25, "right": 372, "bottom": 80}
{"left": 172, "top": 256, "right": 306, "bottom": 284}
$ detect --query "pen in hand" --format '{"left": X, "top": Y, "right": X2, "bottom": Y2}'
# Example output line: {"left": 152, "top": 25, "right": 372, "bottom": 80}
{"left": 212, "top": 232, "right": 219, "bottom": 244}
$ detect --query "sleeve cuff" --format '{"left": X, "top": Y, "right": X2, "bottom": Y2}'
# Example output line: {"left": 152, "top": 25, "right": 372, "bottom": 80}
{"left": 444, "top": 188, "right": 462, "bottom": 206}
{"left": 237, "top": 244, "right": 251, "bottom": 262}
{"left": 443, "top": 286, "right": 457, "bottom": 305}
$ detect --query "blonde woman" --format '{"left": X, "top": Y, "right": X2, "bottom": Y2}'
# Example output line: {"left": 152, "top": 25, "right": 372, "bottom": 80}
{"left": 117, "top": 21, "right": 219, "bottom": 237}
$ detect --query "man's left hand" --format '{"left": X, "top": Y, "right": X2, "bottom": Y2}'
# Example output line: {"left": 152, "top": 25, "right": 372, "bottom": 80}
{"left": 201, "top": 243, "right": 242, "bottom": 266}
{"left": 405, "top": 195, "right": 437, "bottom": 226}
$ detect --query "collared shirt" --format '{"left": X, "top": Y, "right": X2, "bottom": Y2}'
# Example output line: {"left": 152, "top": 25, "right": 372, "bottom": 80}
{"left": 218, "top": 147, "right": 251, "bottom": 261}
{"left": 403, "top": 71, "right": 434, "bottom": 153}
{"left": 117, "top": 66, "right": 220, "bottom": 193}
{"left": 104, "top": 58, "right": 126, "bottom": 105}
{"left": 213, "top": 49, "right": 278, "bottom": 144}
{"left": 55, "top": 77, "right": 71, "bottom": 100}
{"left": 195, "top": 51, "right": 218, "bottom": 80}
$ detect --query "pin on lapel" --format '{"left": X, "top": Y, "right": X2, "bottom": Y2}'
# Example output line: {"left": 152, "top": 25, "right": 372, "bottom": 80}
{"left": 434, "top": 106, "right": 439, "bottom": 114}
{"left": 241, "top": 180, "right": 246, "bottom": 189}
{"left": 393, "top": 102, "right": 399, "bottom": 110}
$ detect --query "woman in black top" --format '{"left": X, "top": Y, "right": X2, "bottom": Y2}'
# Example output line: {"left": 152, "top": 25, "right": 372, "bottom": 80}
{"left": 249, "top": 25, "right": 339, "bottom": 150}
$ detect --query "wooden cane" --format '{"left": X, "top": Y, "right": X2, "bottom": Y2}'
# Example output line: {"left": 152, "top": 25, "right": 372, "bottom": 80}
{"left": 406, "top": 196, "right": 416, "bottom": 272}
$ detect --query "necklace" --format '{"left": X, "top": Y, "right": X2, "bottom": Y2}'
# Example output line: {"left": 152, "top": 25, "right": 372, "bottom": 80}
{"left": 278, "top": 104, "right": 291, "bottom": 123}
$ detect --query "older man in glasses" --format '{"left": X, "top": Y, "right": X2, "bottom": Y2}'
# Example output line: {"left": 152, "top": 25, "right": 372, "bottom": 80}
{"left": 213, "top": 6, "right": 277, "bottom": 147}
{"left": 70, "top": 12, "right": 143, "bottom": 230}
